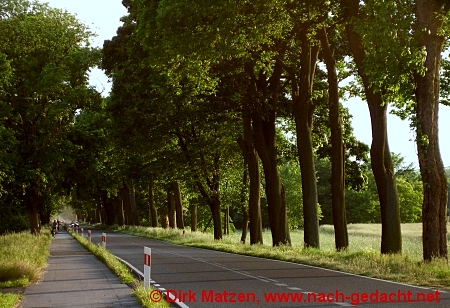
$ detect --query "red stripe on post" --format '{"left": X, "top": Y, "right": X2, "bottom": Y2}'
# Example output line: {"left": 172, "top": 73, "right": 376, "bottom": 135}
{"left": 144, "top": 254, "right": 151, "bottom": 266}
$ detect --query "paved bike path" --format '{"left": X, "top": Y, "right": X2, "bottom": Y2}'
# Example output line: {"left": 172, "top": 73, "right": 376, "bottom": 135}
{"left": 85, "top": 226, "right": 450, "bottom": 307}
{"left": 20, "top": 229, "right": 142, "bottom": 308}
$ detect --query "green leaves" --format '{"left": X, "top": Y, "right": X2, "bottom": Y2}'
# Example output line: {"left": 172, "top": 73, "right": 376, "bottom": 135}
{"left": 350, "top": 0, "right": 427, "bottom": 110}
{"left": 0, "top": 0, "right": 101, "bottom": 229}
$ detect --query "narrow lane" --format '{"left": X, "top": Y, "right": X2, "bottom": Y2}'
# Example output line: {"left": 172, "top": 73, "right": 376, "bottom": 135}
{"left": 80, "top": 226, "right": 450, "bottom": 307}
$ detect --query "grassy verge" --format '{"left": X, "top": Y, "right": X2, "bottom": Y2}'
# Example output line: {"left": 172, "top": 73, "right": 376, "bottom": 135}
{"left": 0, "top": 294, "right": 21, "bottom": 308}
{"left": 108, "top": 223, "right": 450, "bottom": 290}
{"left": 68, "top": 230, "right": 169, "bottom": 308}
{"left": 0, "top": 230, "right": 51, "bottom": 308}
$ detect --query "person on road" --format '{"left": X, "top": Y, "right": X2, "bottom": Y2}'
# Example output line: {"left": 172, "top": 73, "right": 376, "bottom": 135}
{"left": 51, "top": 220, "right": 58, "bottom": 237}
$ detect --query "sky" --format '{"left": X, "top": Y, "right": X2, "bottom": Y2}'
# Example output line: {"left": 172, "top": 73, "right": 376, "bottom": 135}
{"left": 43, "top": 0, "right": 450, "bottom": 169}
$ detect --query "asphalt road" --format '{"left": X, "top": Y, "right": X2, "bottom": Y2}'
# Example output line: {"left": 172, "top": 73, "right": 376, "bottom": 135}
{"left": 78, "top": 226, "right": 450, "bottom": 307}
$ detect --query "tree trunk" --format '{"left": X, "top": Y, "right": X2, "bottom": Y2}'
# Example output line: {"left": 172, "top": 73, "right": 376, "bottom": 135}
{"left": 209, "top": 196, "right": 222, "bottom": 240}
{"left": 27, "top": 181, "right": 40, "bottom": 234}
{"left": 237, "top": 159, "right": 250, "bottom": 244}
{"left": 240, "top": 207, "right": 250, "bottom": 243}
{"left": 96, "top": 196, "right": 102, "bottom": 224}
{"left": 161, "top": 215, "right": 169, "bottom": 228}
{"left": 40, "top": 209, "right": 51, "bottom": 226}
{"left": 117, "top": 187, "right": 125, "bottom": 226}
{"left": 295, "top": 113, "right": 319, "bottom": 248}
{"left": 172, "top": 182, "right": 185, "bottom": 229}
{"left": 167, "top": 185, "right": 176, "bottom": 228}
{"left": 224, "top": 205, "right": 229, "bottom": 235}
{"left": 122, "top": 182, "right": 131, "bottom": 225}
{"left": 344, "top": 0, "right": 402, "bottom": 254}
{"left": 290, "top": 31, "right": 320, "bottom": 248}
{"left": 128, "top": 180, "right": 138, "bottom": 225}
{"left": 247, "top": 146, "right": 262, "bottom": 245}
{"left": 247, "top": 60, "right": 290, "bottom": 246}
{"left": 101, "top": 189, "right": 115, "bottom": 226}
{"left": 319, "top": 26, "right": 348, "bottom": 251}
{"left": 176, "top": 132, "right": 222, "bottom": 239}
{"left": 368, "top": 101, "right": 402, "bottom": 254}
{"left": 237, "top": 102, "right": 263, "bottom": 245}
{"left": 414, "top": 0, "right": 448, "bottom": 261}
{"left": 113, "top": 196, "right": 120, "bottom": 226}
{"left": 253, "top": 115, "right": 290, "bottom": 246}
{"left": 190, "top": 203, "right": 197, "bottom": 232}
{"left": 148, "top": 173, "right": 158, "bottom": 227}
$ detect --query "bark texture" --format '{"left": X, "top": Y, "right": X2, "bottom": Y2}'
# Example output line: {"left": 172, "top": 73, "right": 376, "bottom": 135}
{"left": 319, "top": 26, "right": 348, "bottom": 251}
{"left": 288, "top": 29, "right": 320, "bottom": 248}
{"left": 172, "top": 181, "right": 185, "bottom": 229}
{"left": 237, "top": 105, "right": 263, "bottom": 244}
{"left": 414, "top": 0, "right": 448, "bottom": 261}
{"left": 27, "top": 182, "right": 40, "bottom": 235}
{"left": 245, "top": 60, "right": 290, "bottom": 246}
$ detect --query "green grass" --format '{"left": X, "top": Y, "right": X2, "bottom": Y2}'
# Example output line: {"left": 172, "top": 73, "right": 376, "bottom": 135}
{"left": 134, "top": 283, "right": 172, "bottom": 308}
{"left": 69, "top": 230, "right": 169, "bottom": 307}
{"left": 0, "top": 230, "right": 51, "bottom": 308}
{"left": 112, "top": 223, "right": 450, "bottom": 290}
{"left": 0, "top": 294, "right": 21, "bottom": 308}
{"left": 0, "top": 231, "right": 51, "bottom": 287}
{"left": 69, "top": 232, "right": 135, "bottom": 284}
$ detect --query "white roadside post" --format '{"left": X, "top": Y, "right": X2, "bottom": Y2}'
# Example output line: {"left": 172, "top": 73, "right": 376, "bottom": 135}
{"left": 88, "top": 230, "right": 91, "bottom": 243}
{"left": 144, "top": 247, "right": 151, "bottom": 289}
{"left": 101, "top": 232, "right": 106, "bottom": 248}
{"left": 81, "top": 228, "right": 84, "bottom": 237}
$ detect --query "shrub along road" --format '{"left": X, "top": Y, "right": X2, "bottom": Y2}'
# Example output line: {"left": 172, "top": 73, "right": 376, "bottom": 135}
{"left": 82, "top": 226, "right": 450, "bottom": 307}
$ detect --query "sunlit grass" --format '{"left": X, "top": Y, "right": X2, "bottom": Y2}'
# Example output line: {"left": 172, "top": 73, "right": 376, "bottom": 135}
{"left": 0, "top": 230, "right": 50, "bottom": 287}
{"left": 116, "top": 223, "right": 450, "bottom": 290}
{"left": 134, "top": 283, "right": 171, "bottom": 308}
{"left": 0, "top": 230, "right": 51, "bottom": 308}
{"left": 0, "top": 294, "right": 21, "bottom": 308}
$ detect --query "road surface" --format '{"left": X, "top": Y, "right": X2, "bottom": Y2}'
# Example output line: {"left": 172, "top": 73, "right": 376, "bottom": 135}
{"left": 78, "top": 226, "right": 450, "bottom": 307}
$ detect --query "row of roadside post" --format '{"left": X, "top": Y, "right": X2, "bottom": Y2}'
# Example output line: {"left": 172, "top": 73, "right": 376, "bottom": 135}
{"left": 74, "top": 228, "right": 152, "bottom": 290}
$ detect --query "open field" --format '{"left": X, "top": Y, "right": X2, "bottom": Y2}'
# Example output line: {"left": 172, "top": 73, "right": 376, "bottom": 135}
{"left": 112, "top": 223, "right": 450, "bottom": 290}
{"left": 0, "top": 230, "right": 51, "bottom": 308}
{"left": 249, "top": 223, "right": 424, "bottom": 258}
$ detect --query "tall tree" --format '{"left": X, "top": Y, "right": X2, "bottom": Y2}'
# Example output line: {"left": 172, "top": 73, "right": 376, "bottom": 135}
{"left": 293, "top": 37, "right": 321, "bottom": 248}
{"left": 342, "top": 0, "right": 402, "bottom": 254}
{"left": 341, "top": 0, "right": 449, "bottom": 259}
{"left": 0, "top": 0, "right": 100, "bottom": 233}
{"left": 245, "top": 59, "right": 291, "bottom": 245}
{"left": 237, "top": 108, "right": 263, "bottom": 244}
{"left": 318, "top": 25, "right": 349, "bottom": 251}
{"left": 414, "top": 0, "right": 449, "bottom": 260}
